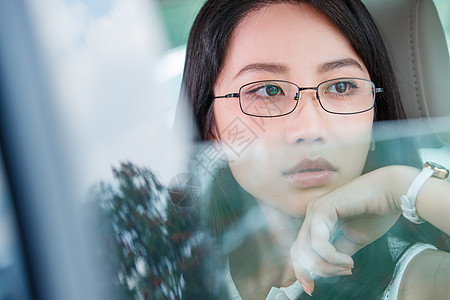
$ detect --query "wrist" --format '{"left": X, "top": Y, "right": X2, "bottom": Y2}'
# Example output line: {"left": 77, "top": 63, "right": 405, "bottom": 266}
{"left": 385, "top": 165, "right": 421, "bottom": 213}
{"left": 391, "top": 163, "right": 449, "bottom": 224}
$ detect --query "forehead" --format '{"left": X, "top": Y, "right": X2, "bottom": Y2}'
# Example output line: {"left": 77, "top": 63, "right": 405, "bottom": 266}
{"left": 218, "top": 3, "right": 367, "bottom": 83}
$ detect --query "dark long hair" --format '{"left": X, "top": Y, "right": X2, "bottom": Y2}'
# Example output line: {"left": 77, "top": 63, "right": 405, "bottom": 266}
{"left": 181, "top": 0, "right": 449, "bottom": 299}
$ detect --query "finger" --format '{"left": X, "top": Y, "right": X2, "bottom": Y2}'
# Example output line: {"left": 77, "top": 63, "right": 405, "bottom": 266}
{"left": 292, "top": 252, "right": 352, "bottom": 296}
{"left": 292, "top": 247, "right": 352, "bottom": 278}
{"left": 293, "top": 211, "right": 352, "bottom": 277}
{"left": 333, "top": 234, "right": 363, "bottom": 257}
{"left": 291, "top": 258, "right": 314, "bottom": 296}
{"left": 310, "top": 217, "right": 354, "bottom": 267}
{"left": 304, "top": 257, "right": 353, "bottom": 278}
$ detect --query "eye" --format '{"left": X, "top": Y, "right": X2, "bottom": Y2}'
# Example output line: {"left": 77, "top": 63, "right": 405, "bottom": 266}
{"left": 251, "top": 84, "right": 284, "bottom": 97}
{"left": 325, "top": 80, "right": 357, "bottom": 95}
{"left": 264, "top": 85, "right": 282, "bottom": 96}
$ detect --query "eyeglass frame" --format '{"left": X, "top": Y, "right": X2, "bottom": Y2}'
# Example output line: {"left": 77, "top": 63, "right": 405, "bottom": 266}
{"left": 214, "top": 77, "right": 384, "bottom": 117}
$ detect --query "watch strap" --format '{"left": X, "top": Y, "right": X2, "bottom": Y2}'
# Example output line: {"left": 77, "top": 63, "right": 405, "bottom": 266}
{"left": 400, "top": 168, "right": 434, "bottom": 224}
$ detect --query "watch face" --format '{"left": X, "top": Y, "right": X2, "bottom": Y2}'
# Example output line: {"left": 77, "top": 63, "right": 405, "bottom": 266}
{"left": 423, "top": 162, "right": 450, "bottom": 179}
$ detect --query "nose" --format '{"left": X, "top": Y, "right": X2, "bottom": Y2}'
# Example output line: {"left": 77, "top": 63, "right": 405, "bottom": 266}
{"left": 285, "top": 90, "right": 328, "bottom": 145}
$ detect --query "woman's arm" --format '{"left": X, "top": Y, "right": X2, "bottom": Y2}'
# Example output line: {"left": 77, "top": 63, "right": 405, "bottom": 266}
{"left": 290, "top": 165, "right": 450, "bottom": 296}
{"left": 397, "top": 249, "right": 450, "bottom": 300}
{"left": 392, "top": 166, "right": 450, "bottom": 300}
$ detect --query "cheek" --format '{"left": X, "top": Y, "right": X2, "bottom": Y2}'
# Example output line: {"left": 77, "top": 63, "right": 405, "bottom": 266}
{"left": 328, "top": 112, "right": 374, "bottom": 177}
{"left": 226, "top": 138, "right": 288, "bottom": 214}
{"left": 213, "top": 100, "right": 281, "bottom": 195}
{"left": 213, "top": 100, "right": 268, "bottom": 160}
{"left": 330, "top": 112, "right": 374, "bottom": 144}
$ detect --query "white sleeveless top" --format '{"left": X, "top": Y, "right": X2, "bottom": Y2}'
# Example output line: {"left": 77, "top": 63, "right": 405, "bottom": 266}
{"left": 223, "top": 242, "right": 437, "bottom": 300}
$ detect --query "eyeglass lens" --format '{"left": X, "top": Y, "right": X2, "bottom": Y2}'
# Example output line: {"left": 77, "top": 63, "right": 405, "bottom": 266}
{"left": 239, "top": 78, "right": 375, "bottom": 117}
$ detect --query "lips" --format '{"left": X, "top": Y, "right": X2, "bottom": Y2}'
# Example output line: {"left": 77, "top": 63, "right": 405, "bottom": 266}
{"left": 283, "top": 157, "right": 336, "bottom": 188}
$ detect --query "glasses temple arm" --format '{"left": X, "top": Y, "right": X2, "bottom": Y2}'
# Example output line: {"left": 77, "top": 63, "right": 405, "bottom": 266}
{"left": 214, "top": 93, "right": 240, "bottom": 99}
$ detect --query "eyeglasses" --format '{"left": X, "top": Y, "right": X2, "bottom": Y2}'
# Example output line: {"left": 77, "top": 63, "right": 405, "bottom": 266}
{"left": 214, "top": 77, "right": 383, "bottom": 117}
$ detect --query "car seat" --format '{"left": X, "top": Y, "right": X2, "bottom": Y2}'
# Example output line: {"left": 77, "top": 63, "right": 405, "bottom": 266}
{"left": 363, "top": 0, "right": 450, "bottom": 147}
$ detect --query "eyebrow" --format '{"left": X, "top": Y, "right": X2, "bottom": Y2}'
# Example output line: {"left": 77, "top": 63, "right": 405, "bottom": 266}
{"left": 234, "top": 63, "right": 289, "bottom": 79}
{"left": 318, "top": 58, "right": 363, "bottom": 73}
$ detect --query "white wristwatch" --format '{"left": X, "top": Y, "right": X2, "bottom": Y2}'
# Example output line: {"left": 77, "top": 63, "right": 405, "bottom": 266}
{"left": 400, "top": 162, "right": 449, "bottom": 224}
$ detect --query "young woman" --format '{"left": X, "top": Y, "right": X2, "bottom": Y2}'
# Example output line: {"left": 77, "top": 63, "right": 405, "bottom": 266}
{"left": 181, "top": 0, "right": 450, "bottom": 299}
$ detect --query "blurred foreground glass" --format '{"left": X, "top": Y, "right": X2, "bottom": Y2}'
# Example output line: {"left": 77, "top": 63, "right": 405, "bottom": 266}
{"left": 21, "top": 0, "right": 199, "bottom": 299}
{"left": 0, "top": 150, "right": 30, "bottom": 300}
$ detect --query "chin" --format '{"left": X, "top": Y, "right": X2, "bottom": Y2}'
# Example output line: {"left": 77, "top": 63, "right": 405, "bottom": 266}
{"left": 271, "top": 185, "right": 335, "bottom": 216}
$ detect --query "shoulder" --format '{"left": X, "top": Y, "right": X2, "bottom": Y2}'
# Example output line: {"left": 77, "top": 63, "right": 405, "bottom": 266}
{"left": 398, "top": 249, "right": 450, "bottom": 300}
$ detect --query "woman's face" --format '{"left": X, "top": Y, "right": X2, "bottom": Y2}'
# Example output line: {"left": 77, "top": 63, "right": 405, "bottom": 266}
{"left": 213, "top": 3, "right": 374, "bottom": 216}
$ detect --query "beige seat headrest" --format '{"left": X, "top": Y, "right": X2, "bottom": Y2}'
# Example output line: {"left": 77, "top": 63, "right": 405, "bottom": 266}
{"left": 363, "top": 0, "right": 450, "bottom": 145}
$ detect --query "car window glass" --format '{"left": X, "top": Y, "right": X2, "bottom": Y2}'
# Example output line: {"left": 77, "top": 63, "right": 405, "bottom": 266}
{"left": 434, "top": 0, "right": 450, "bottom": 55}
{"left": 0, "top": 149, "right": 31, "bottom": 300}
{"left": 21, "top": 1, "right": 450, "bottom": 299}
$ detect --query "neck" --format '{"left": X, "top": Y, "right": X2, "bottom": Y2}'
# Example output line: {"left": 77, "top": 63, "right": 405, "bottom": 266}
{"left": 257, "top": 201, "right": 303, "bottom": 251}
{"left": 229, "top": 202, "right": 302, "bottom": 298}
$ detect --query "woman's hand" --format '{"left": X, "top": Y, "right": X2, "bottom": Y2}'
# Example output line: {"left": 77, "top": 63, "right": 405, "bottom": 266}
{"left": 290, "top": 166, "right": 409, "bottom": 296}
